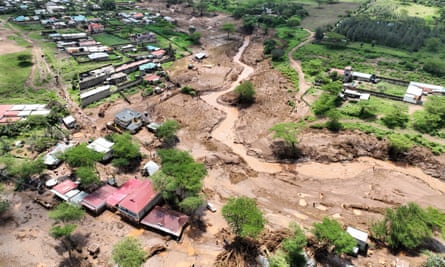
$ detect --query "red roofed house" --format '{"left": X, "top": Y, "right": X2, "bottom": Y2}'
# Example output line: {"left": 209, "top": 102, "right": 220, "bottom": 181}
{"left": 132, "top": 13, "right": 144, "bottom": 19}
{"left": 117, "top": 179, "right": 161, "bottom": 222}
{"left": 50, "top": 179, "right": 78, "bottom": 200}
{"left": 106, "top": 178, "right": 143, "bottom": 208}
{"left": 81, "top": 184, "right": 117, "bottom": 214}
{"left": 143, "top": 74, "right": 160, "bottom": 84}
{"left": 88, "top": 23, "right": 104, "bottom": 34}
{"left": 141, "top": 206, "right": 189, "bottom": 239}
{"left": 151, "top": 49, "right": 166, "bottom": 59}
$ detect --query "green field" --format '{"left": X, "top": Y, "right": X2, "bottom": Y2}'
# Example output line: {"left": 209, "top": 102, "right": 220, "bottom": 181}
{"left": 7, "top": 35, "right": 31, "bottom": 47}
{"left": 0, "top": 51, "right": 56, "bottom": 103}
{"left": 93, "top": 33, "right": 129, "bottom": 46}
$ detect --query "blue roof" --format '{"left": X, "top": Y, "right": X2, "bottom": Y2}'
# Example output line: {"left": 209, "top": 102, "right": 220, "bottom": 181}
{"left": 139, "top": 63, "right": 157, "bottom": 71}
{"left": 73, "top": 15, "right": 87, "bottom": 22}
{"left": 146, "top": 45, "right": 159, "bottom": 51}
{"left": 15, "top": 16, "right": 26, "bottom": 22}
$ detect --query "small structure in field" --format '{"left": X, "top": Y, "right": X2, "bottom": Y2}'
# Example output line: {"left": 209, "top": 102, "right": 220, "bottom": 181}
{"left": 141, "top": 206, "right": 189, "bottom": 240}
{"left": 403, "top": 83, "right": 423, "bottom": 104}
{"left": 346, "top": 226, "right": 368, "bottom": 256}
{"left": 80, "top": 85, "right": 111, "bottom": 107}
{"left": 87, "top": 137, "right": 114, "bottom": 161}
{"left": 62, "top": 115, "right": 76, "bottom": 129}
{"left": 142, "top": 160, "right": 159, "bottom": 176}
{"left": 44, "top": 142, "right": 75, "bottom": 168}
{"left": 50, "top": 179, "right": 79, "bottom": 201}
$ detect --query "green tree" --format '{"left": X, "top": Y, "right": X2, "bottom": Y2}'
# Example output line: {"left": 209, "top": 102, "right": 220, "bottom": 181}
{"left": 287, "top": 16, "right": 301, "bottom": 27}
{"left": 48, "top": 203, "right": 84, "bottom": 264}
{"left": 326, "top": 109, "right": 342, "bottom": 132}
{"left": 101, "top": 0, "right": 116, "bottom": 10}
{"left": 195, "top": 0, "right": 209, "bottom": 16}
{"left": 312, "top": 217, "right": 356, "bottom": 254}
{"left": 155, "top": 119, "right": 180, "bottom": 147}
{"left": 7, "top": 158, "right": 45, "bottom": 189}
{"left": 271, "top": 48, "right": 285, "bottom": 61}
{"left": 412, "top": 111, "right": 442, "bottom": 133}
{"left": 263, "top": 39, "right": 277, "bottom": 54}
{"left": 315, "top": 27, "right": 324, "bottom": 42}
{"left": 222, "top": 197, "right": 265, "bottom": 239}
{"left": 424, "top": 253, "right": 445, "bottom": 267}
{"left": 153, "top": 149, "right": 207, "bottom": 215}
{"left": 235, "top": 80, "right": 256, "bottom": 104}
{"left": 112, "top": 237, "right": 147, "bottom": 267}
{"left": 221, "top": 23, "right": 236, "bottom": 39}
{"left": 188, "top": 32, "right": 202, "bottom": 45}
{"left": 312, "top": 93, "right": 339, "bottom": 116}
{"left": 75, "top": 166, "right": 99, "bottom": 190}
{"left": 269, "top": 121, "right": 305, "bottom": 152}
{"left": 0, "top": 184, "right": 9, "bottom": 215}
{"left": 371, "top": 203, "right": 445, "bottom": 249}
{"left": 110, "top": 133, "right": 142, "bottom": 171}
{"left": 281, "top": 223, "right": 307, "bottom": 266}
{"left": 387, "top": 134, "right": 413, "bottom": 159}
{"left": 424, "top": 37, "right": 441, "bottom": 52}
{"left": 62, "top": 144, "right": 103, "bottom": 168}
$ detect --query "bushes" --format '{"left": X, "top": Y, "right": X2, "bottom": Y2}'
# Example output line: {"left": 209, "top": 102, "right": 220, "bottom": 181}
{"left": 371, "top": 203, "right": 445, "bottom": 250}
{"left": 312, "top": 217, "right": 357, "bottom": 254}
{"left": 423, "top": 59, "right": 445, "bottom": 76}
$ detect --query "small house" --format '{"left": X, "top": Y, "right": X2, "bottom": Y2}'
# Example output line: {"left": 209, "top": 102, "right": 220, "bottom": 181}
{"left": 81, "top": 184, "right": 117, "bottom": 214}
{"left": 50, "top": 179, "right": 79, "bottom": 201}
{"left": 107, "top": 72, "right": 127, "bottom": 85}
{"left": 88, "top": 52, "right": 109, "bottom": 61}
{"left": 87, "top": 137, "right": 114, "bottom": 161}
{"left": 114, "top": 108, "right": 143, "bottom": 133}
{"left": 139, "top": 62, "right": 158, "bottom": 74}
{"left": 88, "top": 23, "right": 104, "bottom": 34}
{"left": 142, "top": 160, "right": 159, "bottom": 176}
{"left": 146, "top": 45, "right": 159, "bottom": 51}
{"left": 141, "top": 206, "right": 189, "bottom": 239}
{"left": 346, "top": 226, "right": 368, "bottom": 256}
{"left": 62, "top": 115, "right": 76, "bottom": 128}
{"left": 44, "top": 142, "right": 74, "bottom": 168}
{"left": 143, "top": 74, "right": 160, "bottom": 84}
{"left": 403, "top": 84, "right": 423, "bottom": 104}
{"left": 151, "top": 49, "right": 166, "bottom": 59}
{"left": 117, "top": 179, "right": 161, "bottom": 222}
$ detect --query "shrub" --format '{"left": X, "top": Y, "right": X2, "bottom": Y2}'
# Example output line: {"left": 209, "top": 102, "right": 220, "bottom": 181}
{"left": 312, "top": 217, "right": 356, "bottom": 254}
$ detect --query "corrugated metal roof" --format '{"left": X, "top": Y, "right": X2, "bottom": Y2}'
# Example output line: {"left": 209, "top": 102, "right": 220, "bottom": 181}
{"left": 106, "top": 178, "right": 143, "bottom": 207}
{"left": 141, "top": 206, "right": 189, "bottom": 238}
{"left": 52, "top": 180, "right": 78, "bottom": 195}
{"left": 81, "top": 185, "right": 117, "bottom": 211}
{"left": 118, "top": 179, "right": 158, "bottom": 214}
{"left": 143, "top": 161, "right": 159, "bottom": 176}
{"left": 346, "top": 226, "right": 368, "bottom": 242}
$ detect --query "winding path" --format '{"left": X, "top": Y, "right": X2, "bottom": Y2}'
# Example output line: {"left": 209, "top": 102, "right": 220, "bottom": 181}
{"left": 201, "top": 36, "right": 282, "bottom": 173}
{"left": 201, "top": 32, "right": 315, "bottom": 174}
{"left": 288, "top": 30, "right": 314, "bottom": 117}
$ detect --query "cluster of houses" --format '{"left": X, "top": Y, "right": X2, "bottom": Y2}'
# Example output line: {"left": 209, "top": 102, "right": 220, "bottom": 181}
{"left": 118, "top": 11, "right": 176, "bottom": 25}
{"left": 339, "top": 66, "right": 444, "bottom": 104}
{"left": 0, "top": 104, "right": 51, "bottom": 124}
{"left": 48, "top": 176, "right": 189, "bottom": 240}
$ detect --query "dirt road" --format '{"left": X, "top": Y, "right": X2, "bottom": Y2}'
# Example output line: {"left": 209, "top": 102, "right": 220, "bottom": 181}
{"left": 288, "top": 29, "right": 314, "bottom": 117}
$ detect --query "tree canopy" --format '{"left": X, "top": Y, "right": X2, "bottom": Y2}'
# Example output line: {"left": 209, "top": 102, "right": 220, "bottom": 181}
{"left": 235, "top": 81, "right": 256, "bottom": 104}
{"left": 155, "top": 119, "right": 180, "bottom": 146}
{"left": 312, "top": 217, "right": 356, "bottom": 254}
{"left": 222, "top": 197, "right": 265, "bottom": 239}
{"left": 272, "top": 223, "right": 307, "bottom": 267}
{"left": 152, "top": 149, "right": 207, "bottom": 215}
{"left": 371, "top": 202, "right": 445, "bottom": 250}
{"left": 221, "top": 23, "right": 236, "bottom": 39}
{"left": 62, "top": 144, "right": 103, "bottom": 168}
{"left": 75, "top": 166, "right": 100, "bottom": 189}
{"left": 112, "top": 237, "right": 147, "bottom": 267}
{"left": 110, "top": 133, "right": 142, "bottom": 171}
{"left": 269, "top": 121, "right": 305, "bottom": 149}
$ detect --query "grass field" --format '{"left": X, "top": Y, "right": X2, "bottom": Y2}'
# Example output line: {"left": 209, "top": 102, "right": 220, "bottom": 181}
{"left": 300, "top": 1, "right": 366, "bottom": 30}
{"left": 92, "top": 33, "right": 129, "bottom": 46}
{"left": 0, "top": 51, "right": 57, "bottom": 103}
{"left": 7, "top": 34, "right": 31, "bottom": 47}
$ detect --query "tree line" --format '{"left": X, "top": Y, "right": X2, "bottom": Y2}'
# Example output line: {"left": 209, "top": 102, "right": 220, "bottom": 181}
{"left": 335, "top": 16, "right": 443, "bottom": 51}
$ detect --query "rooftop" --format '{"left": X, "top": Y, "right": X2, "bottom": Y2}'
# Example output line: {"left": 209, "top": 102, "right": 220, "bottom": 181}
{"left": 106, "top": 178, "right": 143, "bottom": 207}
{"left": 118, "top": 179, "right": 158, "bottom": 214}
{"left": 81, "top": 185, "right": 117, "bottom": 211}
{"left": 141, "top": 206, "right": 189, "bottom": 238}
{"left": 87, "top": 137, "right": 114, "bottom": 154}
{"left": 51, "top": 179, "right": 78, "bottom": 195}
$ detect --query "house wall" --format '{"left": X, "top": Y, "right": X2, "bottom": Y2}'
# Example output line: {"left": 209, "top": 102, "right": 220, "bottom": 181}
{"left": 79, "top": 74, "right": 107, "bottom": 90}
{"left": 81, "top": 88, "right": 111, "bottom": 107}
